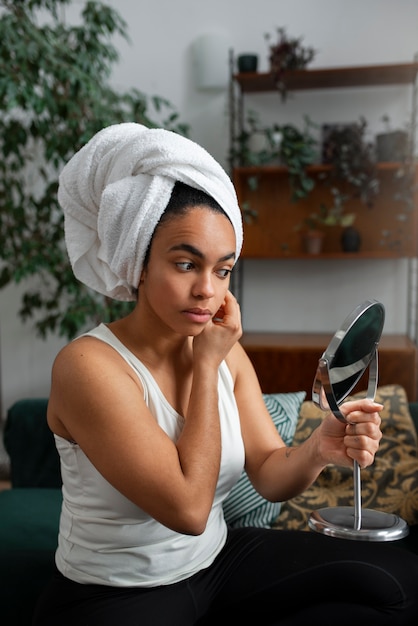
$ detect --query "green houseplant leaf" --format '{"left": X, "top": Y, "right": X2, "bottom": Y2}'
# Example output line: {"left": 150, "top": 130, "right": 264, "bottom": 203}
{"left": 0, "top": 0, "right": 190, "bottom": 339}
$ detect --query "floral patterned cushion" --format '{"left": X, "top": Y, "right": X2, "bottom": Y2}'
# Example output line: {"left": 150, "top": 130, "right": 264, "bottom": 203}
{"left": 273, "top": 384, "right": 418, "bottom": 530}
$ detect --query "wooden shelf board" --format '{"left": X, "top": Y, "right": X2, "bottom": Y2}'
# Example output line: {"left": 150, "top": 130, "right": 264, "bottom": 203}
{"left": 240, "top": 251, "right": 414, "bottom": 260}
{"left": 235, "top": 162, "right": 410, "bottom": 176}
{"left": 234, "top": 62, "right": 418, "bottom": 93}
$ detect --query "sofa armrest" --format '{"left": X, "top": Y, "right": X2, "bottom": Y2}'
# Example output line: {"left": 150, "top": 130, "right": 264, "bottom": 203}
{"left": 3, "top": 398, "right": 61, "bottom": 488}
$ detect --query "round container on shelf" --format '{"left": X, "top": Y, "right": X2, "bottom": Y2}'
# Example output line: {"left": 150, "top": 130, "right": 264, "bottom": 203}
{"left": 341, "top": 226, "right": 361, "bottom": 252}
{"left": 237, "top": 54, "right": 258, "bottom": 73}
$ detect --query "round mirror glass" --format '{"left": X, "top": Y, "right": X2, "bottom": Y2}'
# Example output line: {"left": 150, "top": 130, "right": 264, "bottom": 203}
{"left": 313, "top": 300, "right": 385, "bottom": 410}
{"left": 329, "top": 301, "right": 385, "bottom": 404}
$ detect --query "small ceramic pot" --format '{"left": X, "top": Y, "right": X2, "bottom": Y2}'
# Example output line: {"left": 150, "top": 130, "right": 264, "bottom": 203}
{"left": 237, "top": 54, "right": 258, "bottom": 73}
{"left": 302, "top": 230, "right": 325, "bottom": 255}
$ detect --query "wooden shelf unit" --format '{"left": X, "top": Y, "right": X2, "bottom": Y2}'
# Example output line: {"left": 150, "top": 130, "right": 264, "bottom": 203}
{"left": 231, "top": 58, "right": 418, "bottom": 400}
{"left": 233, "top": 162, "right": 418, "bottom": 258}
{"left": 230, "top": 59, "right": 418, "bottom": 260}
{"left": 241, "top": 332, "right": 418, "bottom": 401}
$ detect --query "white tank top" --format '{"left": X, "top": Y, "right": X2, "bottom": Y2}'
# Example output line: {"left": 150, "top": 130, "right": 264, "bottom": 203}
{"left": 54, "top": 323, "right": 244, "bottom": 587}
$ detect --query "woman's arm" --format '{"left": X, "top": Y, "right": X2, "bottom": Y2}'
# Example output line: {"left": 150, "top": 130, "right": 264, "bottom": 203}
{"left": 229, "top": 342, "right": 382, "bottom": 503}
{"left": 48, "top": 298, "right": 242, "bottom": 536}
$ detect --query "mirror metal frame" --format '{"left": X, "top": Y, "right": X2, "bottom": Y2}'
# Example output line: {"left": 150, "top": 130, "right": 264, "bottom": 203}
{"left": 309, "top": 300, "right": 409, "bottom": 541}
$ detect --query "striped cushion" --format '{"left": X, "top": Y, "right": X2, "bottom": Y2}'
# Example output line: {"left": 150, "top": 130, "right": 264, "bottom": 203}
{"left": 222, "top": 391, "right": 306, "bottom": 528}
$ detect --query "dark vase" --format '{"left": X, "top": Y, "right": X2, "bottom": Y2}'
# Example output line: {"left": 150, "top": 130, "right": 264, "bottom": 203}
{"left": 237, "top": 54, "right": 258, "bottom": 73}
{"left": 341, "top": 226, "right": 361, "bottom": 252}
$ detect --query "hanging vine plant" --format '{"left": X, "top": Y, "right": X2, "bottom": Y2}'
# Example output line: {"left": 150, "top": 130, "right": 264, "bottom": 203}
{"left": 0, "top": 0, "right": 189, "bottom": 339}
{"left": 321, "top": 118, "right": 380, "bottom": 206}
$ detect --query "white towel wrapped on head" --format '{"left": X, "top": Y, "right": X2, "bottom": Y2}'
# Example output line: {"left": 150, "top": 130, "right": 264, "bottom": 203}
{"left": 58, "top": 122, "right": 243, "bottom": 301}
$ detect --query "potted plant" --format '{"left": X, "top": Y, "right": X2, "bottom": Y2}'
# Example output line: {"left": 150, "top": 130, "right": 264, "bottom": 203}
{"left": 0, "top": 0, "right": 189, "bottom": 340}
{"left": 230, "top": 111, "right": 318, "bottom": 203}
{"left": 264, "top": 27, "right": 316, "bottom": 101}
{"left": 297, "top": 188, "right": 357, "bottom": 254}
{"left": 299, "top": 221, "right": 325, "bottom": 255}
{"left": 230, "top": 110, "right": 276, "bottom": 168}
{"left": 321, "top": 118, "right": 379, "bottom": 207}
{"left": 271, "top": 118, "right": 318, "bottom": 201}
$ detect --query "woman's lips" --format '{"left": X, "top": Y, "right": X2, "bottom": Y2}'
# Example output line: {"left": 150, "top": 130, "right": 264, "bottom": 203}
{"left": 183, "top": 308, "right": 212, "bottom": 323}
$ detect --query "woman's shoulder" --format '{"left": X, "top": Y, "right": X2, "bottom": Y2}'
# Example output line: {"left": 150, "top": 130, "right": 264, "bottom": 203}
{"left": 55, "top": 328, "right": 109, "bottom": 357}
{"left": 225, "top": 340, "right": 254, "bottom": 382}
{"left": 52, "top": 327, "right": 131, "bottom": 384}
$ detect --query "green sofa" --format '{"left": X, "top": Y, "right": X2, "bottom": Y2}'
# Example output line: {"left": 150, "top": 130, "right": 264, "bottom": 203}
{"left": 1, "top": 390, "right": 418, "bottom": 626}
{"left": 0, "top": 399, "right": 62, "bottom": 626}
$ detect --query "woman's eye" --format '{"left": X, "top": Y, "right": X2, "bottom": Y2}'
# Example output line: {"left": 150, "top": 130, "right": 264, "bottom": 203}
{"left": 216, "top": 268, "right": 232, "bottom": 279}
{"left": 176, "top": 261, "right": 194, "bottom": 271}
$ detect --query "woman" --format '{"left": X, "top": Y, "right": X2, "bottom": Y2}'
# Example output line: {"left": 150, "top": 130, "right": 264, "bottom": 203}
{"left": 33, "top": 123, "right": 418, "bottom": 625}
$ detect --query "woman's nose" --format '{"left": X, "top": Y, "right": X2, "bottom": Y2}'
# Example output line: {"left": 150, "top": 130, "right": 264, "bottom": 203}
{"left": 193, "top": 272, "right": 215, "bottom": 298}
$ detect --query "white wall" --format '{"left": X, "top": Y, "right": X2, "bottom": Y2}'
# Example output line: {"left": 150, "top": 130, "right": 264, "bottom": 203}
{"left": 1, "top": 0, "right": 418, "bottom": 416}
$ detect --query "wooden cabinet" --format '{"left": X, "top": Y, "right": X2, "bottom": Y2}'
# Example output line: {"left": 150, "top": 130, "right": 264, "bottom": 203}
{"left": 230, "top": 60, "right": 418, "bottom": 259}
{"left": 241, "top": 332, "right": 418, "bottom": 401}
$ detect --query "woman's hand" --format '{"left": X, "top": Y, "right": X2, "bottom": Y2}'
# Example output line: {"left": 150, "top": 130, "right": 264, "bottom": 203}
{"left": 316, "top": 399, "right": 383, "bottom": 469}
{"left": 192, "top": 290, "right": 242, "bottom": 367}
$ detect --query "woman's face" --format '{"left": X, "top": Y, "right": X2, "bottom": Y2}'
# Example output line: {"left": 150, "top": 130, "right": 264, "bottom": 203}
{"left": 140, "top": 206, "right": 236, "bottom": 335}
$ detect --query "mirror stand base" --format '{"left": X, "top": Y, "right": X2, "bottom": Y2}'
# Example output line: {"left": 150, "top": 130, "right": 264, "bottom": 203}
{"left": 309, "top": 506, "right": 409, "bottom": 542}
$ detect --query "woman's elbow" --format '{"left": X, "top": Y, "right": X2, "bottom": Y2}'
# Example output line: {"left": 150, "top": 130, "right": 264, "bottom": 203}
{"left": 164, "top": 503, "right": 211, "bottom": 536}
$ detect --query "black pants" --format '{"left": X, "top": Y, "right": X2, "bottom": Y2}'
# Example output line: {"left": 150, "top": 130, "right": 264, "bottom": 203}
{"left": 32, "top": 527, "right": 418, "bottom": 626}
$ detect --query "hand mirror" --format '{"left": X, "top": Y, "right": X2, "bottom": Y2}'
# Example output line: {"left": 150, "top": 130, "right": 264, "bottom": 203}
{"left": 309, "top": 299, "right": 409, "bottom": 541}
